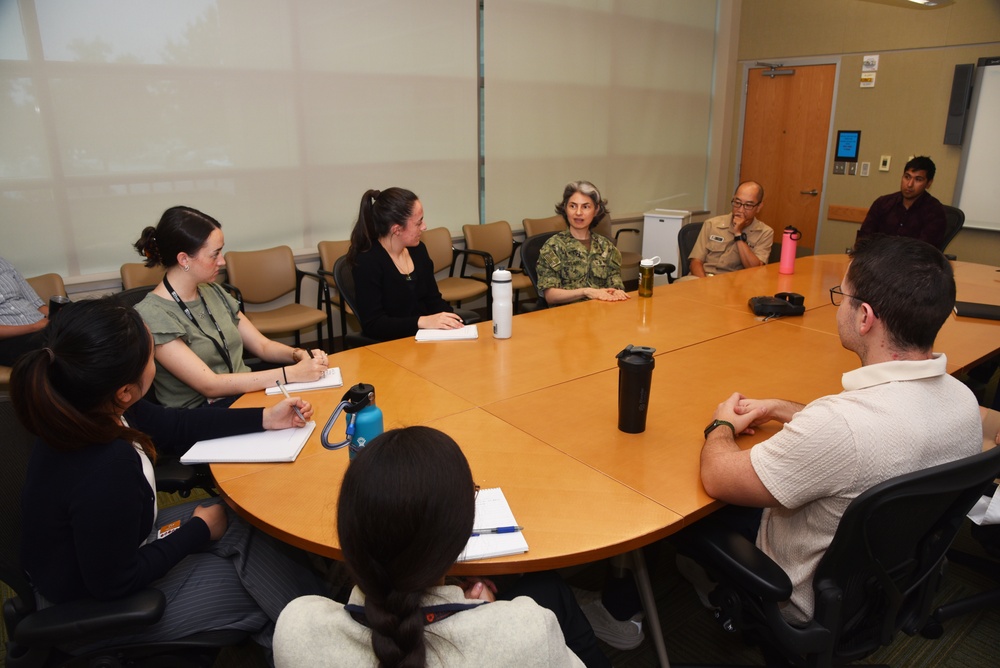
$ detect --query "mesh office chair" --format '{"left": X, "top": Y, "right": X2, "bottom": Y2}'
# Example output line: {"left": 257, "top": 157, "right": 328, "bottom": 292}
{"left": 331, "top": 256, "right": 379, "bottom": 349}
{"left": 0, "top": 397, "right": 248, "bottom": 668}
{"left": 223, "top": 246, "right": 327, "bottom": 349}
{"left": 941, "top": 205, "right": 965, "bottom": 259}
{"left": 677, "top": 222, "right": 704, "bottom": 278}
{"left": 519, "top": 231, "right": 558, "bottom": 311}
{"left": 678, "top": 446, "right": 1000, "bottom": 668}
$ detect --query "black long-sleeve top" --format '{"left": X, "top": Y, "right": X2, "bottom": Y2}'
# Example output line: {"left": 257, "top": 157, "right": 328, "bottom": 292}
{"left": 20, "top": 399, "right": 263, "bottom": 603}
{"left": 351, "top": 241, "right": 451, "bottom": 342}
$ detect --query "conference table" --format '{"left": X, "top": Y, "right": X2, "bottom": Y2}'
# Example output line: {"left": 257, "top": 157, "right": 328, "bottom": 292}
{"left": 214, "top": 255, "right": 999, "bottom": 661}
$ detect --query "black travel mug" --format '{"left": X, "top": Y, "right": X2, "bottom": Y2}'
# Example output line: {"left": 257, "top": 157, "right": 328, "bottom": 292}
{"left": 616, "top": 344, "right": 656, "bottom": 433}
{"left": 48, "top": 295, "right": 71, "bottom": 319}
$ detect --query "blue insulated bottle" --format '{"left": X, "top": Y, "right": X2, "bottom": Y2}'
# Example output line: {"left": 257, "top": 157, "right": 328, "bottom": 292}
{"left": 349, "top": 398, "right": 383, "bottom": 460}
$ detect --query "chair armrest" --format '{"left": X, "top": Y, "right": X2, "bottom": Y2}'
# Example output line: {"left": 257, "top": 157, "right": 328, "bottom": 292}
{"left": 692, "top": 523, "right": 793, "bottom": 602}
{"left": 220, "top": 282, "right": 244, "bottom": 313}
{"left": 450, "top": 247, "right": 485, "bottom": 278}
{"left": 614, "top": 227, "right": 641, "bottom": 243}
{"left": 509, "top": 240, "right": 523, "bottom": 269}
{"left": 11, "top": 589, "right": 165, "bottom": 646}
{"left": 458, "top": 249, "right": 495, "bottom": 280}
{"left": 294, "top": 268, "right": 325, "bottom": 304}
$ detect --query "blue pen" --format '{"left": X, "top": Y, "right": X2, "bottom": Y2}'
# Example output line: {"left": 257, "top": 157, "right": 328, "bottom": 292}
{"left": 471, "top": 525, "right": 523, "bottom": 536}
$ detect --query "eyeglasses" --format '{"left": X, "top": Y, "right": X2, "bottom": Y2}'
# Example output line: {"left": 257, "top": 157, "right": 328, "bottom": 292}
{"left": 731, "top": 199, "right": 759, "bottom": 210}
{"left": 829, "top": 285, "right": 879, "bottom": 318}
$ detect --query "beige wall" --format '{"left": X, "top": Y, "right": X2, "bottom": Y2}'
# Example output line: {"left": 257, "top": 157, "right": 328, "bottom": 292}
{"left": 732, "top": 0, "right": 1000, "bottom": 263}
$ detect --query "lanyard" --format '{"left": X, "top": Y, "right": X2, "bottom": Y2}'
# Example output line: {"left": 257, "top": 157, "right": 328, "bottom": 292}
{"left": 161, "top": 276, "right": 234, "bottom": 374}
{"left": 344, "top": 601, "right": 480, "bottom": 627}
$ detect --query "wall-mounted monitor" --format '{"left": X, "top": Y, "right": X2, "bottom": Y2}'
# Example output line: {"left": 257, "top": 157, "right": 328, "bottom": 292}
{"left": 835, "top": 130, "right": 861, "bottom": 162}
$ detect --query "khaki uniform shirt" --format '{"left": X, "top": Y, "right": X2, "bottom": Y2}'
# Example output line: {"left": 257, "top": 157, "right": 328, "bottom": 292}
{"left": 688, "top": 215, "right": 774, "bottom": 275}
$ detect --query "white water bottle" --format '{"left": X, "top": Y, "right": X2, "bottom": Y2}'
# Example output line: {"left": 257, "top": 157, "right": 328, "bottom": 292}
{"left": 492, "top": 269, "right": 512, "bottom": 339}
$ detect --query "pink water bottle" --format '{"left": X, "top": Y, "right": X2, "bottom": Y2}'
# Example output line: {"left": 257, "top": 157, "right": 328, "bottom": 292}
{"left": 779, "top": 226, "right": 801, "bottom": 275}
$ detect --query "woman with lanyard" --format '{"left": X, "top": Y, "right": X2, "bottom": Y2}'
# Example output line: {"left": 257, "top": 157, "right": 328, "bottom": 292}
{"left": 134, "top": 206, "right": 328, "bottom": 408}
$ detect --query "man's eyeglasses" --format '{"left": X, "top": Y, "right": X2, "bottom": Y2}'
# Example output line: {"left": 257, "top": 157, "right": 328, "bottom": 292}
{"left": 731, "top": 199, "right": 759, "bottom": 210}
{"left": 829, "top": 285, "right": 879, "bottom": 318}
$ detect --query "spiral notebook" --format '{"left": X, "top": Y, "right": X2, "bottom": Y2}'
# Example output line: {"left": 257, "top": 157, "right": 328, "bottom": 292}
{"left": 458, "top": 487, "right": 529, "bottom": 562}
{"left": 180, "top": 421, "right": 316, "bottom": 464}
{"left": 264, "top": 368, "right": 343, "bottom": 394}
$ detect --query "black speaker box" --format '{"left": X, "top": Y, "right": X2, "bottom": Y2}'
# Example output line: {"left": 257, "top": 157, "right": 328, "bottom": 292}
{"left": 944, "top": 63, "right": 975, "bottom": 146}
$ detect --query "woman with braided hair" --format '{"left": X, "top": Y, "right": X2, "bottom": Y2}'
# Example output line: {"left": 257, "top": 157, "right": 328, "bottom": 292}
{"left": 274, "top": 426, "right": 607, "bottom": 667}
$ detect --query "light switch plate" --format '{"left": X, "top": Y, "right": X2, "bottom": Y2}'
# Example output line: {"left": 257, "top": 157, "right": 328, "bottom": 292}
{"left": 879, "top": 155, "right": 891, "bottom": 172}
{"left": 860, "top": 162, "right": 871, "bottom": 177}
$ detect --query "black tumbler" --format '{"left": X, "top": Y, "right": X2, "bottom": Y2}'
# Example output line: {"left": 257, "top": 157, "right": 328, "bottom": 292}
{"left": 616, "top": 344, "right": 656, "bottom": 433}
{"left": 48, "top": 295, "right": 71, "bottom": 319}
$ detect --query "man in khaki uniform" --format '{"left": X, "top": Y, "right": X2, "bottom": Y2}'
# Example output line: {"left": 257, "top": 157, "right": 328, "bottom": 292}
{"left": 688, "top": 181, "right": 773, "bottom": 278}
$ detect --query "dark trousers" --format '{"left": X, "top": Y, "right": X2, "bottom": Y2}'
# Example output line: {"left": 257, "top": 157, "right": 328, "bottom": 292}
{"left": 0, "top": 329, "right": 47, "bottom": 366}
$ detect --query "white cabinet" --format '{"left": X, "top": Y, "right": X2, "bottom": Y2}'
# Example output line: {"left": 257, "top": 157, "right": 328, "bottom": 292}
{"left": 641, "top": 209, "right": 690, "bottom": 281}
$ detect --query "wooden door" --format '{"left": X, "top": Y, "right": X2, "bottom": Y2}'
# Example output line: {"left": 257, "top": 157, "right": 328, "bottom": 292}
{"left": 740, "top": 64, "right": 836, "bottom": 251}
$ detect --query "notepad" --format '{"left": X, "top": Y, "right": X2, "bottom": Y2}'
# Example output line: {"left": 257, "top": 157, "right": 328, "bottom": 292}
{"left": 180, "top": 421, "right": 316, "bottom": 464}
{"left": 415, "top": 325, "right": 479, "bottom": 342}
{"left": 458, "top": 487, "right": 528, "bottom": 562}
{"left": 264, "top": 368, "right": 343, "bottom": 394}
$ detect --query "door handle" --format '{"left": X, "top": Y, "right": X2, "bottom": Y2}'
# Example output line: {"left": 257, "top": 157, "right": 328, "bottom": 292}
{"left": 800, "top": 189, "right": 819, "bottom": 196}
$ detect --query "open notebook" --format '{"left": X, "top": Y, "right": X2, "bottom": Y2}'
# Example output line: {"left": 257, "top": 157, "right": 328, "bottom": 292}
{"left": 180, "top": 421, "right": 316, "bottom": 464}
{"left": 458, "top": 487, "right": 528, "bottom": 562}
{"left": 415, "top": 325, "right": 479, "bottom": 342}
{"left": 264, "top": 368, "right": 343, "bottom": 394}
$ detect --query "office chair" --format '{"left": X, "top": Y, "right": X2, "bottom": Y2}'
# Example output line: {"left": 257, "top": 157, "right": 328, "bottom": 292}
{"left": 521, "top": 215, "right": 564, "bottom": 238}
{"left": 422, "top": 227, "right": 488, "bottom": 309}
{"left": 921, "top": 481, "right": 1000, "bottom": 638}
{"left": 767, "top": 243, "right": 813, "bottom": 265}
{"left": 120, "top": 263, "right": 165, "bottom": 291}
{"left": 1, "top": 274, "right": 69, "bottom": 395}
{"left": 461, "top": 221, "right": 533, "bottom": 313}
{"left": 316, "top": 240, "right": 352, "bottom": 351}
{"left": 677, "top": 222, "right": 704, "bottom": 278}
{"left": 519, "top": 231, "right": 558, "bottom": 311}
{"left": 0, "top": 397, "right": 249, "bottom": 668}
{"left": 115, "top": 285, "right": 156, "bottom": 310}
{"left": 941, "top": 205, "right": 965, "bottom": 259}
{"left": 331, "top": 256, "right": 379, "bottom": 349}
{"left": 677, "top": 445, "right": 1000, "bottom": 668}
{"left": 223, "top": 246, "right": 327, "bottom": 349}
{"left": 593, "top": 214, "right": 642, "bottom": 274}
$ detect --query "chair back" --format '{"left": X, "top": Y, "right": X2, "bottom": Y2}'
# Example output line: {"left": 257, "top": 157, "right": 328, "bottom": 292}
{"left": 120, "top": 263, "right": 165, "bottom": 290}
{"left": 677, "top": 222, "right": 704, "bottom": 277}
{"left": 813, "top": 446, "right": 1000, "bottom": 662}
{"left": 333, "top": 256, "right": 363, "bottom": 323}
{"left": 25, "top": 273, "right": 67, "bottom": 302}
{"left": 591, "top": 214, "right": 615, "bottom": 244}
{"left": 422, "top": 227, "right": 457, "bottom": 274}
{"left": 224, "top": 246, "right": 297, "bottom": 304}
{"left": 941, "top": 205, "right": 965, "bottom": 253}
{"left": 116, "top": 285, "right": 156, "bottom": 310}
{"left": 520, "top": 232, "right": 558, "bottom": 291}
{"left": 317, "top": 240, "right": 351, "bottom": 301}
{"left": 522, "top": 215, "right": 565, "bottom": 238}
{"left": 463, "top": 221, "right": 514, "bottom": 269}
{"left": 0, "top": 397, "right": 36, "bottom": 606}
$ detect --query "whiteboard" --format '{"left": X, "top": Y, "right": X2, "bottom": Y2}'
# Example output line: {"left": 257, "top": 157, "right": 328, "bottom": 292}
{"left": 954, "top": 59, "right": 1000, "bottom": 231}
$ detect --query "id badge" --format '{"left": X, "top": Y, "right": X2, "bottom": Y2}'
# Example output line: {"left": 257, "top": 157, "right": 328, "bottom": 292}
{"left": 157, "top": 520, "right": 181, "bottom": 539}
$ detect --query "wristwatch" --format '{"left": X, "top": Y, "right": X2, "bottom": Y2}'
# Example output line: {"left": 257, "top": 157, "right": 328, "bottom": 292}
{"left": 704, "top": 419, "right": 736, "bottom": 439}
{"left": 735, "top": 232, "right": 748, "bottom": 243}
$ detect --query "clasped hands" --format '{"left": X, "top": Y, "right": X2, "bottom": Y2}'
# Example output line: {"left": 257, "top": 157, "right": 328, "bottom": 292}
{"left": 713, "top": 392, "right": 774, "bottom": 436}
{"left": 586, "top": 287, "right": 630, "bottom": 302}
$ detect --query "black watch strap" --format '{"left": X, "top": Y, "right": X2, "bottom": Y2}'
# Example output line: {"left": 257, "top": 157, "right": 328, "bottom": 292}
{"left": 704, "top": 419, "right": 736, "bottom": 439}
{"left": 735, "top": 233, "right": 748, "bottom": 243}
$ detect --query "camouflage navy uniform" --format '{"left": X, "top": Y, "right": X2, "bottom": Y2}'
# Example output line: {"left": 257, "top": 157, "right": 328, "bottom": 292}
{"left": 536, "top": 230, "right": 624, "bottom": 299}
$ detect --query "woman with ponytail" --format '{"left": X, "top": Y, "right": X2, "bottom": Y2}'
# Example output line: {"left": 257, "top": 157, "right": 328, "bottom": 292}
{"left": 274, "top": 426, "right": 609, "bottom": 667}
{"left": 347, "top": 188, "right": 465, "bottom": 342}
{"left": 13, "top": 298, "right": 326, "bottom": 653}
{"left": 133, "top": 205, "right": 329, "bottom": 408}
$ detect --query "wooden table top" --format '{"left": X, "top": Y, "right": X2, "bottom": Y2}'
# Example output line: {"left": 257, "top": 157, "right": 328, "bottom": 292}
{"left": 216, "top": 255, "right": 1000, "bottom": 573}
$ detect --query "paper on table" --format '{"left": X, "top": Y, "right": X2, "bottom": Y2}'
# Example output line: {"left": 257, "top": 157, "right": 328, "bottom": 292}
{"left": 415, "top": 325, "right": 479, "bottom": 342}
{"left": 458, "top": 487, "right": 528, "bottom": 561}
{"left": 264, "top": 368, "right": 343, "bottom": 394}
{"left": 180, "top": 421, "right": 316, "bottom": 464}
